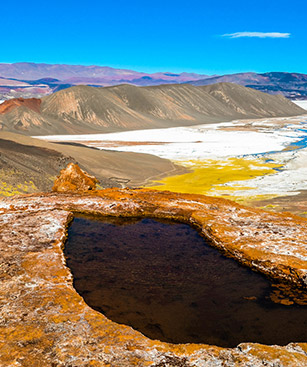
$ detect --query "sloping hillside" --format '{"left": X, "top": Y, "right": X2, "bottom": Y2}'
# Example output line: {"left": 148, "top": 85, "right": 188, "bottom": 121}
{"left": 190, "top": 72, "right": 307, "bottom": 99}
{"left": 0, "top": 98, "right": 41, "bottom": 114}
{"left": 0, "top": 132, "right": 185, "bottom": 196}
{"left": 0, "top": 137, "right": 74, "bottom": 195}
{"left": 0, "top": 83, "right": 304, "bottom": 135}
{"left": 201, "top": 83, "right": 302, "bottom": 116}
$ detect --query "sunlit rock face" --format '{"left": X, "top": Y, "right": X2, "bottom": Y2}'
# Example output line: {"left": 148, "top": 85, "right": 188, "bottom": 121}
{"left": 52, "top": 162, "right": 99, "bottom": 193}
{"left": 0, "top": 182, "right": 306, "bottom": 365}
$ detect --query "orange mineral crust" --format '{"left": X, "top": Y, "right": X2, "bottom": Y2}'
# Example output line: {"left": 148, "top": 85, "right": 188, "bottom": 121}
{"left": 0, "top": 177, "right": 307, "bottom": 365}
{"left": 52, "top": 162, "right": 99, "bottom": 193}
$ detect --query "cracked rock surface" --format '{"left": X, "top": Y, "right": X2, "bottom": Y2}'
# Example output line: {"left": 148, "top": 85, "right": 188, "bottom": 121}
{"left": 0, "top": 188, "right": 306, "bottom": 366}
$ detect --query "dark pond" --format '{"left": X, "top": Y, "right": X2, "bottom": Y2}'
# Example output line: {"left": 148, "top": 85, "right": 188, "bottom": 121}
{"left": 65, "top": 215, "right": 307, "bottom": 347}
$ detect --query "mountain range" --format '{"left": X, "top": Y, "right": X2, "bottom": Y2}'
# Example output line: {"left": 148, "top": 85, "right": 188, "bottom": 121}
{"left": 1, "top": 63, "right": 307, "bottom": 101}
{"left": 0, "top": 62, "right": 206, "bottom": 82}
{"left": 188, "top": 72, "right": 307, "bottom": 99}
{"left": 0, "top": 83, "right": 304, "bottom": 136}
{"left": 0, "top": 62, "right": 208, "bottom": 101}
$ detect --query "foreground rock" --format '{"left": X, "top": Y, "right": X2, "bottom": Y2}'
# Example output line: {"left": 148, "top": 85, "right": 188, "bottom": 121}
{"left": 52, "top": 162, "right": 99, "bottom": 192}
{"left": 0, "top": 188, "right": 306, "bottom": 366}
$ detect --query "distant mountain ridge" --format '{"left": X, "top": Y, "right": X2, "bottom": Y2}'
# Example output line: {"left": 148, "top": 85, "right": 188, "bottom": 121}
{"left": 0, "top": 63, "right": 307, "bottom": 101}
{"left": 0, "top": 82, "right": 304, "bottom": 135}
{"left": 0, "top": 62, "right": 206, "bottom": 85}
{"left": 189, "top": 72, "right": 307, "bottom": 99}
{"left": 0, "top": 62, "right": 208, "bottom": 102}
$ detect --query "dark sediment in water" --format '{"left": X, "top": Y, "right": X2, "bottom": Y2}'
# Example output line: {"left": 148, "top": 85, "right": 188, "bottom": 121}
{"left": 65, "top": 215, "right": 307, "bottom": 347}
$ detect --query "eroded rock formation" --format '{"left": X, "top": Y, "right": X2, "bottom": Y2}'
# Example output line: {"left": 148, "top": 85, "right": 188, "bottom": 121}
{"left": 0, "top": 181, "right": 307, "bottom": 365}
{"left": 52, "top": 162, "right": 99, "bottom": 193}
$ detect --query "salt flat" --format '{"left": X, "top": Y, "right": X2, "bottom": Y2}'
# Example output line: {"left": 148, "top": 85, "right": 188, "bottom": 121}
{"left": 37, "top": 116, "right": 305, "bottom": 160}
{"left": 293, "top": 100, "right": 307, "bottom": 110}
{"left": 36, "top": 114, "right": 307, "bottom": 204}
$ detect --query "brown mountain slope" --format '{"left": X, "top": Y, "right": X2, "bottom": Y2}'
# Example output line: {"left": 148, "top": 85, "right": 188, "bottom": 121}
{"left": 202, "top": 83, "right": 302, "bottom": 117}
{"left": 188, "top": 71, "right": 307, "bottom": 99}
{"left": 0, "top": 132, "right": 185, "bottom": 196}
{"left": 0, "top": 83, "right": 304, "bottom": 135}
{"left": 0, "top": 137, "right": 74, "bottom": 195}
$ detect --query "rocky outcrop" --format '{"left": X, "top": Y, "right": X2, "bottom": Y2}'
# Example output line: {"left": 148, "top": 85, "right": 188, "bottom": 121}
{"left": 0, "top": 187, "right": 306, "bottom": 366}
{"left": 52, "top": 163, "right": 99, "bottom": 193}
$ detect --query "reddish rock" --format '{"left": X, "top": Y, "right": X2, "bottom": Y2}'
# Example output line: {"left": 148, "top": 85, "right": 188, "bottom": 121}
{"left": 52, "top": 163, "right": 99, "bottom": 192}
{"left": 0, "top": 97, "right": 41, "bottom": 114}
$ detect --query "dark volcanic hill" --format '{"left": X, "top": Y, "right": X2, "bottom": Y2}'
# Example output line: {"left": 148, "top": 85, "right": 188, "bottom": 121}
{"left": 0, "top": 83, "right": 304, "bottom": 135}
{"left": 189, "top": 72, "right": 307, "bottom": 99}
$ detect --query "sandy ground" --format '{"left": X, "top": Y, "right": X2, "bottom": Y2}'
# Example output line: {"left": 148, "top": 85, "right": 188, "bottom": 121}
{"left": 253, "top": 190, "right": 307, "bottom": 217}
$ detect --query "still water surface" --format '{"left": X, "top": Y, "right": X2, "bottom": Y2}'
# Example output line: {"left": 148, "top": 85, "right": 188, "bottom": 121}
{"left": 65, "top": 215, "right": 307, "bottom": 347}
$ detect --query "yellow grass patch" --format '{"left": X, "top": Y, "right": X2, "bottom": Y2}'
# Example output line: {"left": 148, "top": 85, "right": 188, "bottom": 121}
{"left": 0, "top": 180, "right": 37, "bottom": 196}
{"left": 150, "top": 157, "right": 282, "bottom": 202}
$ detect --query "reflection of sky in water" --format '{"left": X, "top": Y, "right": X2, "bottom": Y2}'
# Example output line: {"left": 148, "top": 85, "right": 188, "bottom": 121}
{"left": 287, "top": 129, "right": 307, "bottom": 150}
{"left": 245, "top": 121, "right": 307, "bottom": 158}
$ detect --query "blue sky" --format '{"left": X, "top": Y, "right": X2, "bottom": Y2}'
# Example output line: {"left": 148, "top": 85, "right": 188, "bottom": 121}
{"left": 1, "top": 0, "right": 306, "bottom": 75}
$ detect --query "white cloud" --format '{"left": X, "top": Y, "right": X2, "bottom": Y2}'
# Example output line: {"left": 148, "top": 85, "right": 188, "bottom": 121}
{"left": 222, "top": 32, "right": 291, "bottom": 39}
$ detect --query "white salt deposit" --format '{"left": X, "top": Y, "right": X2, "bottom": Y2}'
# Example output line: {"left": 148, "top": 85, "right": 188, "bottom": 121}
{"left": 36, "top": 118, "right": 307, "bottom": 160}
{"left": 293, "top": 100, "right": 307, "bottom": 111}
{"left": 35, "top": 114, "right": 307, "bottom": 198}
